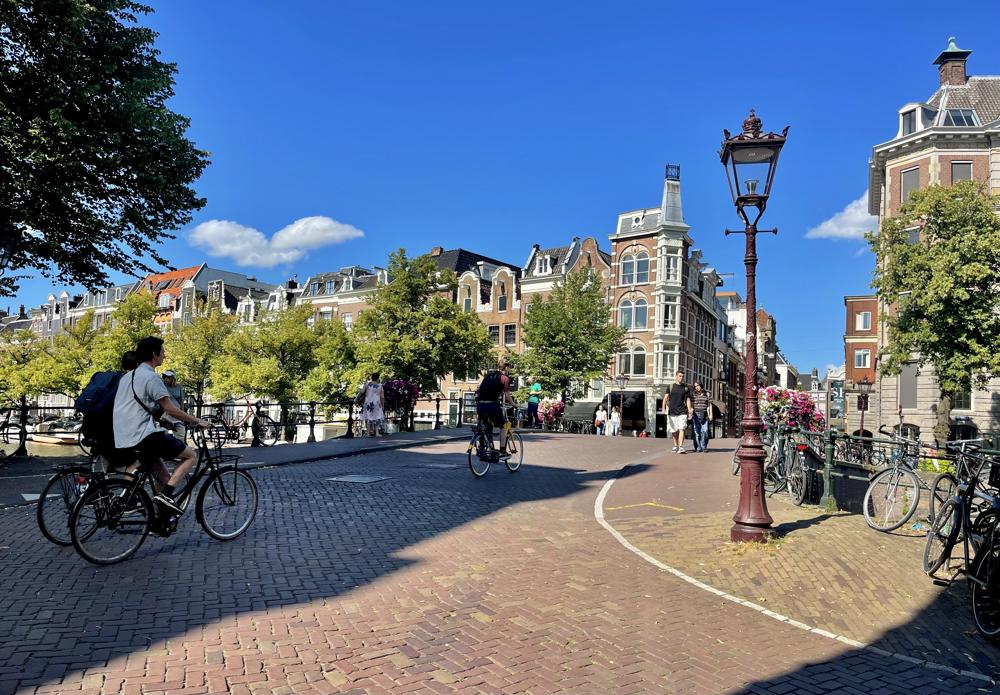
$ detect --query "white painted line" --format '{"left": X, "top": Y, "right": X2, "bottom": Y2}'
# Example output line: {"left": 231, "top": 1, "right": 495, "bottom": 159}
{"left": 594, "top": 469, "right": 995, "bottom": 686}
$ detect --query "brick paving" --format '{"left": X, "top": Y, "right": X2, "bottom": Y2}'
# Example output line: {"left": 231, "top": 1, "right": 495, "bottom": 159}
{"left": 0, "top": 433, "right": 994, "bottom": 694}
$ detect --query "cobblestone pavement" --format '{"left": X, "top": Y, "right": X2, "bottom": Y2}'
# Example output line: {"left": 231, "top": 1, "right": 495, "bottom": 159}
{"left": 0, "top": 434, "right": 994, "bottom": 694}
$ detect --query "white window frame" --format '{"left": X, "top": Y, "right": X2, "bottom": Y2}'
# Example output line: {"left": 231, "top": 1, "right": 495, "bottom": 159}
{"left": 854, "top": 348, "right": 870, "bottom": 369}
{"left": 342, "top": 313, "right": 353, "bottom": 331}
{"left": 503, "top": 323, "right": 516, "bottom": 347}
{"left": 619, "top": 299, "right": 633, "bottom": 330}
{"left": 855, "top": 311, "right": 871, "bottom": 331}
{"left": 632, "top": 298, "right": 647, "bottom": 330}
{"left": 488, "top": 324, "right": 500, "bottom": 344}
{"left": 536, "top": 256, "right": 549, "bottom": 275}
{"left": 621, "top": 255, "right": 635, "bottom": 285}
{"left": 634, "top": 252, "right": 649, "bottom": 284}
{"left": 901, "top": 167, "right": 919, "bottom": 203}
{"left": 158, "top": 293, "right": 172, "bottom": 309}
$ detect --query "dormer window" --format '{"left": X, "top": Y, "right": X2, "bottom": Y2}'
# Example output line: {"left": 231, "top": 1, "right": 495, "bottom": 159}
{"left": 942, "top": 109, "right": 977, "bottom": 127}
{"left": 158, "top": 293, "right": 172, "bottom": 309}
{"left": 115, "top": 288, "right": 122, "bottom": 301}
{"left": 498, "top": 283, "right": 507, "bottom": 312}
{"left": 309, "top": 282, "right": 319, "bottom": 296}
{"left": 902, "top": 110, "right": 916, "bottom": 135}
{"left": 325, "top": 280, "right": 335, "bottom": 294}
{"left": 341, "top": 277, "right": 352, "bottom": 291}
{"left": 463, "top": 287, "right": 472, "bottom": 312}
{"left": 632, "top": 216, "right": 642, "bottom": 228}
{"left": 536, "top": 256, "right": 550, "bottom": 275}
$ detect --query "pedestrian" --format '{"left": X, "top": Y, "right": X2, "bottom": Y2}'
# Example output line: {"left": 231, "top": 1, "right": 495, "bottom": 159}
{"left": 595, "top": 404, "right": 607, "bottom": 435}
{"left": 527, "top": 378, "right": 542, "bottom": 429}
{"left": 661, "top": 370, "right": 693, "bottom": 454}
{"left": 358, "top": 372, "right": 386, "bottom": 436}
{"left": 161, "top": 370, "right": 185, "bottom": 438}
{"left": 607, "top": 406, "right": 621, "bottom": 437}
{"left": 691, "top": 382, "right": 712, "bottom": 453}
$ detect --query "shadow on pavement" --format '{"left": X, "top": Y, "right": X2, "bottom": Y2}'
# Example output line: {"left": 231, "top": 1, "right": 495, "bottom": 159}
{"left": 771, "top": 513, "right": 838, "bottom": 536}
{"left": 0, "top": 439, "right": 649, "bottom": 693}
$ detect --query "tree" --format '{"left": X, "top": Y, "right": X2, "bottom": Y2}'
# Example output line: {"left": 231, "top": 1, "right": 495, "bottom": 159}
{"left": 163, "top": 307, "right": 237, "bottom": 405}
{"left": 33, "top": 309, "right": 101, "bottom": 396}
{"left": 301, "top": 317, "right": 357, "bottom": 405}
{"left": 515, "top": 269, "right": 624, "bottom": 401}
{"left": 352, "top": 249, "right": 494, "bottom": 399}
{"left": 0, "top": 328, "right": 44, "bottom": 402}
{"left": 868, "top": 180, "right": 1000, "bottom": 443}
{"left": 210, "top": 305, "right": 319, "bottom": 429}
{"left": 90, "top": 290, "right": 159, "bottom": 371}
{"left": 0, "top": 0, "right": 210, "bottom": 296}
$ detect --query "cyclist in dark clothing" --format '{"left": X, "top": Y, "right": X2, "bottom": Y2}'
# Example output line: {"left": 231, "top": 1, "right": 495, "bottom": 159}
{"left": 476, "top": 357, "right": 514, "bottom": 454}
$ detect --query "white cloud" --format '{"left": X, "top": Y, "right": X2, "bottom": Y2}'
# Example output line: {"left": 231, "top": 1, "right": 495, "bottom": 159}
{"left": 805, "top": 192, "right": 878, "bottom": 240}
{"left": 188, "top": 216, "right": 364, "bottom": 267}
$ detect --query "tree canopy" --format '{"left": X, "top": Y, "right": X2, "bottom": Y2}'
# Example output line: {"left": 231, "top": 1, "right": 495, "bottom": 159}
{"left": 0, "top": 0, "right": 209, "bottom": 296}
{"left": 90, "top": 289, "right": 158, "bottom": 371}
{"left": 164, "top": 307, "right": 237, "bottom": 404}
{"left": 868, "top": 180, "right": 1000, "bottom": 441}
{"left": 351, "top": 249, "right": 494, "bottom": 395}
{"left": 515, "top": 268, "right": 623, "bottom": 401}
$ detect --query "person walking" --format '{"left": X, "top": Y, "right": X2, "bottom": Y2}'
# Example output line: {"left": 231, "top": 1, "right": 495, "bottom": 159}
{"left": 607, "top": 406, "right": 621, "bottom": 437}
{"left": 527, "top": 379, "right": 542, "bottom": 429}
{"left": 691, "top": 382, "right": 712, "bottom": 453}
{"left": 161, "top": 370, "right": 186, "bottom": 437}
{"left": 359, "top": 372, "right": 386, "bottom": 436}
{"left": 661, "top": 370, "right": 693, "bottom": 454}
{"left": 595, "top": 405, "right": 608, "bottom": 436}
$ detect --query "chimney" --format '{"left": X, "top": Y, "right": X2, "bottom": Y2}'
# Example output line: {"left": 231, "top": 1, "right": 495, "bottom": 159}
{"left": 934, "top": 37, "right": 971, "bottom": 87}
{"left": 660, "top": 164, "right": 684, "bottom": 225}
{"left": 430, "top": 246, "right": 443, "bottom": 257}
{"left": 18, "top": 304, "right": 26, "bottom": 319}
{"left": 286, "top": 277, "right": 298, "bottom": 289}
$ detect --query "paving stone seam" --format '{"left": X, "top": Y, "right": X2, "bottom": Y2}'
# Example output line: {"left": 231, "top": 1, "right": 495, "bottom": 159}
{"left": 593, "top": 465, "right": 997, "bottom": 687}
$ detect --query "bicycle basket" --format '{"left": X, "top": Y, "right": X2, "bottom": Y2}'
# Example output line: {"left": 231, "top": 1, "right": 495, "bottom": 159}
{"left": 989, "top": 462, "right": 1000, "bottom": 489}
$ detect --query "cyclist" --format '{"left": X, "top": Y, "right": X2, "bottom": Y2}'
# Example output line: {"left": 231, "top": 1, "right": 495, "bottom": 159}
{"left": 475, "top": 357, "right": 514, "bottom": 456}
{"left": 112, "top": 336, "right": 210, "bottom": 515}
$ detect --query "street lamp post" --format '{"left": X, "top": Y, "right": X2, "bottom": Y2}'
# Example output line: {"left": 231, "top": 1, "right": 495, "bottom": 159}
{"left": 720, "top": 109, "right": 789, "bottom": 543}
{"left": 614, "top": 374, "right": 628, "bottom": 435}
{"left": 858, "top": 375, "right": 872, "bottom": 436}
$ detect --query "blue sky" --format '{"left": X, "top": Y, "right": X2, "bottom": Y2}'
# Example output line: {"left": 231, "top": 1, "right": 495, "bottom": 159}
{"left": 9, "top": 1, "right": 1000, "bottom": 372}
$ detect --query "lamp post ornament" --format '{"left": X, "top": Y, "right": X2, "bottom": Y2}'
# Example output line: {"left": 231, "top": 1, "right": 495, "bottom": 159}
{"left": 720, "top": 109, "right": 789, "bottom": 543}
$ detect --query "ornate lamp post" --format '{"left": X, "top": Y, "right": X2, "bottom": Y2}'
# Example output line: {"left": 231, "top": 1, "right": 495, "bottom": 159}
{"left": 720, "top": 109, "right": 789, "bottom": 543}
{"left": 858, "top": 375, "right": 872, "bottom": 436}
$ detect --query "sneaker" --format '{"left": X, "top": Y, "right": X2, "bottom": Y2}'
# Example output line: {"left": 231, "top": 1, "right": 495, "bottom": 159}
{"left": 153, "top": 493, "right": 184, "bottom": 516}
{"left": 671, "top": 446, "right": 679, "bottom": 453}
{"left": 678, "top": 447, "right": 686, "bottom": 454}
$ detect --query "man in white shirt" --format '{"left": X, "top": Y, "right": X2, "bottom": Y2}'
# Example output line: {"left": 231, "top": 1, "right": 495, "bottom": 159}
{"left": 113, "top": 336, "right": 209, "bottom": 515}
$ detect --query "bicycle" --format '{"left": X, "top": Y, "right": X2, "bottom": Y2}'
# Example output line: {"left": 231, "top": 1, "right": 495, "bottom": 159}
{"left": 923, "top": 445, "right": 1000, "bottom": 637}
{"left": 36, "top": 455, "right": 117, "bottom": 546}
{"left": 205, "top": 398, "right": 280, "bottom": 447}
{"left": 762, "top": 425, "right": 795, "bottom": 495}
{"left": 68, "top": 428, "right": 258, "bottom": 565}
{"left": 861, "top": 427, "right": 956, "bottom": 532}
{"left": 467, "top": 403, "right": 523, "bottom": 477}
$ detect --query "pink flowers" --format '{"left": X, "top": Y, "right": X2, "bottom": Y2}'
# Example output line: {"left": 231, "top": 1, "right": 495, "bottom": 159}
{"left": 383, "top": 379, "right": 421, "bottom": 414}
{"left": 760, "top": 387, "right": 826, "bottom": 432}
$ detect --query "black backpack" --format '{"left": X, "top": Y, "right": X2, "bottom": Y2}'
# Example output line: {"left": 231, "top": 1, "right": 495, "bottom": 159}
{"left": 477, "top": 370, "right": 503, "bottom": 402}
{"left": 75, "top": 371, "right": 124, "bottom": 453}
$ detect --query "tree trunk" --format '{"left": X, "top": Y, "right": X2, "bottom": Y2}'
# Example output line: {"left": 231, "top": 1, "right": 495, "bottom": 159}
{"left": 933, "top": 391, "right": 951, "bottom": 445}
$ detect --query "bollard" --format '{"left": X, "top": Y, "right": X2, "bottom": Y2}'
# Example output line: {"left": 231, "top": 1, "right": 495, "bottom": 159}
{"left": 13, "top": 395, "right": 28, "bottom": 457}
{"left": 307, "top": 401, "right": 317, "bottom": 443}
{"left": 820, "top": 428, "right": 836, "bottom": 512}
{"left": 434, "top": 396, "right": 441, "bottom": 430}
{"left": 345, "top": 402, "right": 355, "bottom": 439}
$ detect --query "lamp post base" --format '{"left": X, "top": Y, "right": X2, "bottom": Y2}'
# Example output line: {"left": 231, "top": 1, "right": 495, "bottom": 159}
{"left": 729, "top": 432, "right": 774, "bottom": 543}
{"left": 730, "top": 522, "right": 773, "bottom": 543}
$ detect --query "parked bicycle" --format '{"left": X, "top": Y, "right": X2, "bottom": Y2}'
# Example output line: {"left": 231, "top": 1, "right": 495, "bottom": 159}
{"left": 204, "top": 398, "right": 280, "bottom": 447}
{"left": 923, "top": 443, "right": 1000, "bottom": 637}
{"left": 68, "top": 428, "right": 258, "bottom": 564}
{"left": 467, "top": 404, "right": 523, "bottom": 477}
{"left": 861, "top": 426, "right": 940, "bottom": 532}
{"left": 36, "top": 456, "right": 120, "bottom": 546}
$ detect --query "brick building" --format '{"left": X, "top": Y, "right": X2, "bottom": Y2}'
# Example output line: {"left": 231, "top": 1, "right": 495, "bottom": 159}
{"left": 868, "top": 38, "right": 1000, "bottom": 441}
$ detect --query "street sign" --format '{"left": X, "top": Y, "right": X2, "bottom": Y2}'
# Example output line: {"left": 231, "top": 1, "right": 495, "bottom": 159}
{"left": 829, "top": 379, "right": 844, "bottom": 419}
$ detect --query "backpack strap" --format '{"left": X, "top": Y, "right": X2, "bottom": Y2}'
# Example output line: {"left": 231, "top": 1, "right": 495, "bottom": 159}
{"left": 130, "top": 370, "right": 157, "bottom": 422}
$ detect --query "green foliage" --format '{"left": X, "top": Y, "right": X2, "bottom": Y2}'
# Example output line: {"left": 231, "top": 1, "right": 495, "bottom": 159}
{"left": 301, "top": 318, "right": 357, "bottom": 403}
{"left": 34, "top": 310, "right": 101, "bottom": 396}
{"left": 210, "top": 305, "right": 319, "bottom": 403}
{"left": 90, "top": 290, "right": 159, "bottom": 371}
{"left": 163, "top": 307, "right": 237, "bottom": 404}
{"left": 352, "top": 249, "right": 494, "bottom": 395}
{"left": 0, "top": 0, "right": 209, "bottom": 296}
{"left": 515, "top": 269, "right": 624, "bottom": 400}
{"left": 0, "top": 329, "right": 44, "bottom": 401}
{"left": 868, "top": 180, "right": 1000, "bottom": 441}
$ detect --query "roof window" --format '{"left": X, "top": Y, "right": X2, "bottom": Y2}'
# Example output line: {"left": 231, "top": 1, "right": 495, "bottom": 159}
{"left": 902, "top": 110, "right": 917, "bottom": 135}
{"left": 942, "top": 109, "right": 977, "bottom": 127}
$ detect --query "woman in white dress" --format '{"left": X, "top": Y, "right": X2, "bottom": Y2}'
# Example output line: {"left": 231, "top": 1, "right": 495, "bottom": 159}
{"left": 362, "top": 372, "right": 386, "bottom": 436}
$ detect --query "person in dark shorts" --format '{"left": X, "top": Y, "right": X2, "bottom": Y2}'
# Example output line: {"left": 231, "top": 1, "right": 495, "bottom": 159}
{"left": 475, "top": 357, "right": 514, "bottom": 454}
{"left": 113, "top": 337, "right": 210, "bottom": 515}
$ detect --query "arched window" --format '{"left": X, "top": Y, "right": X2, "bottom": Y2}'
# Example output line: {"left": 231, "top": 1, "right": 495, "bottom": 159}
{"left": 621, "top": 256, "right": 635, "bottom": 285}
{"left": 618, "top": 346, "right": 647, "bottom": 376}
{"left": 619, "top": 300, "right": 633, "bottom": 329}
{"left": 633, "top": 298, "right": 647, "bottom": 329}
{"left": 635, "top": 252, "right": 649, "bottom": 283}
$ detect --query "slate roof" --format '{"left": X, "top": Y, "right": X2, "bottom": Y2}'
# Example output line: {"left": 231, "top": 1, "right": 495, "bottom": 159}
{"left": 430, "top": 249, "right": 520, "bottom": 277}
{"left": 926, "top": 76, "right": 1000, "bottom": 125}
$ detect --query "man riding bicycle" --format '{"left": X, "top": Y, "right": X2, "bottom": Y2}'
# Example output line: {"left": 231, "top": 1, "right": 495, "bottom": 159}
{"left": 112, "top": 336, "right": 210, "bottom": 515}
{"left": 475, "top": 357, "right": 515, "bottom": 456}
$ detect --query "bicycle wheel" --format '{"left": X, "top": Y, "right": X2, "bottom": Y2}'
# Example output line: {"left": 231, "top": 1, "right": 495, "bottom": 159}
{"left": 204, "top": 415, "right": 230, "bottom": 448}
{"left": 70, "top": 479, "right": 153, "bottom": 565}
{"left": 196, "top": 467, "right": 258, "bottom": 540}
{"left": 863, "top": 467, "right": 920, "bottom": 532}
{"left": 504, "top": 432, "right": 523, "bottom": 472}
{"left": 923, "top": 498, "right": 960, "bottom": 575}
{"left": 929, "top": 472, "right": 957, "bottom": 523}
{"left": 254, "top": 415, "right": 280, "bottom": 447}
{"left": 37, "top": 467, "right": 92, "bottom": 546}
{"left": 763, "top": 447, "right": 785, "bottom": 494}
{"left": 972, "top": 534, "right": 1000, "bottom": 638}
{"left": 787, "top": 452, "right": 807, "bottom": 506}
{"left": 468, "top": 434, "right": 491, "bottom": 477}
